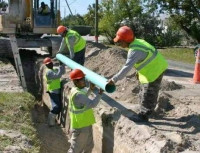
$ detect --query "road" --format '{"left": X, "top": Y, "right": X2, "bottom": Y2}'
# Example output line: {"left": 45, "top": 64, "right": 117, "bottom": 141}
{"left": 165, "top": 59, "right": 195, "bottom": 86}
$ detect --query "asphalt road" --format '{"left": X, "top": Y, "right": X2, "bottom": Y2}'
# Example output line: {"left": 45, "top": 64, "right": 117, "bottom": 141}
{"left": 165, "top": 59, "right": 195, "bottom": 85}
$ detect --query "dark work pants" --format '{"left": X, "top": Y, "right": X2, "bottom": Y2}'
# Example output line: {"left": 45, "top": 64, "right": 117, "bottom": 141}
{"left": 73, "top": 48, "right": 85, "bottom": 66}
{"left": 139, "top": 73, "right": 164, "bottom": 116}
{"left": 48, "top": 92, "right": 62, "bottom": 114}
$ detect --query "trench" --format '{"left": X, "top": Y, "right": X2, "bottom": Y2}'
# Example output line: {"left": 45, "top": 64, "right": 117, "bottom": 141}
{"left": 14, "top": 48, "right": 135, "bottom": 153}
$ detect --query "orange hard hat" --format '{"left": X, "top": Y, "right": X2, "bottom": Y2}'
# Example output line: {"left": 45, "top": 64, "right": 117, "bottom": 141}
{"left": 57, "top": 25, "right": 67, "bottom": 34}
{"left": 70, "top": 69, "right": 85, "bottom": 80}
{"left": 43, "top": 57, "right": 52, "bottom": 65}
{"left": 113, "top": 26, "right": 134, "bottom": 43}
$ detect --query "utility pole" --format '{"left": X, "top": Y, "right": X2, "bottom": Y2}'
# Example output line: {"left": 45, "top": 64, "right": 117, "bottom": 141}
{"left": 65, "top": 0, "right": 73, "bottom": 16}
{"left": 64, "top": 7, "right": 66, "bottom": 25}
{"left": 95, "top": 0, "right": 98, "bottom": 43}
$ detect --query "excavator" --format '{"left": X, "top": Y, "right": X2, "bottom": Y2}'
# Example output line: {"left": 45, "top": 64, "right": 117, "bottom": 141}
{"left": 0, "top": 0, "right": 60, "bottom": 35}
{"left": 0, "top": 0, "right": 62, "bottom": 91}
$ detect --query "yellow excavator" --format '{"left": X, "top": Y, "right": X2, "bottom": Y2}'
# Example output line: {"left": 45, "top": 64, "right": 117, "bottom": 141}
{"left": 0, "top": 0, "right": 62, "bottom": 91}
{"left": 0, "top": 0, "right": 60, "bottom": 34}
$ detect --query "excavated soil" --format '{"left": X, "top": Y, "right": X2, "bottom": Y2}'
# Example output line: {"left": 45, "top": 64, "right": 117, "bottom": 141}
{"left": 0, "top": 41, "right": 200, "bottom": 153}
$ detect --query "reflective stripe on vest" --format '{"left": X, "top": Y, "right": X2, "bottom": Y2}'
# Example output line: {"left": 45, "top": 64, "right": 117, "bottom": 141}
{"left": 65, "top": 30, "right": 86, "bottom": 53}
{"left": 129, "top": 39, "right": 168, "bottom": 83}
{"left": 44, "top": 69, "right": 61, "bottom": 91}
{"left": 69, "top": 87, "right": 96, "bottom": 129}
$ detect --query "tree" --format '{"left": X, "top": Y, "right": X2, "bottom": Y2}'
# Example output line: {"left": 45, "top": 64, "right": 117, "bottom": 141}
{"left": 61, "top": 14, "right": 85, "bottom": 27}
{"left": 98, "top": 0, "right": 168, "bottom": 45}
{"left": 154, "top": 0, "right": 200, "bottom": 43}
{"left": 83, "top": 3, "right": 103, "bottom": 35}
{"left": 99, "top": 0, "right": 143, "bottom": 43}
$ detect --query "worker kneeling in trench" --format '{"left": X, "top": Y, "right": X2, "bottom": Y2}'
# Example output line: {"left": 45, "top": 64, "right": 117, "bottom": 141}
{"left": 68, "top": 69, "right": 103, "bottom": 153}
{"left": 43, "top": 57, "right": 65, "bottom": 126}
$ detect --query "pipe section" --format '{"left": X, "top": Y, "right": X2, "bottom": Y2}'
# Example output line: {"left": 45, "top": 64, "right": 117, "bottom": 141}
{"left": 56, "top": 53, "right": 116, "bottom": 93}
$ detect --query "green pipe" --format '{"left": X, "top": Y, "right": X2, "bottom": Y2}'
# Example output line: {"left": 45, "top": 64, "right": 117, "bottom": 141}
{"left": 56, "top": 53, "right": 116, "bottom": 93}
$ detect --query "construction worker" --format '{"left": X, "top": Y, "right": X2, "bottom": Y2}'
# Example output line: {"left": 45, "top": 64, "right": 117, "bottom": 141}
{"left": 108, "top": 26, "right": 168, "bottom": 122}
{"left": 68, "top": 69, "right": 103, "bottom": 153}
{"left": 43, "top": 57, "right": 65, "bottom": 126}
{"left": 57, "top": 25, "right": 86, "bottom": 65}
{"left": 38, "top": 2, "right": 50, "bottom": 15}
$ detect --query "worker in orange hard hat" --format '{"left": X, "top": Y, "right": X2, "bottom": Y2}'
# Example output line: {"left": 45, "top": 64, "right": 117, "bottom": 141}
{"left": 57, "top": 25, "right": 86, "bottom": 65}
{"left": 43, "top": 57, "right": 65, "bottom": 126}
{"left": 68, "top": 69, "right": 103, "bottom": 153}
{"left": 108, "top": 26, "right": 168, "bottom": 122}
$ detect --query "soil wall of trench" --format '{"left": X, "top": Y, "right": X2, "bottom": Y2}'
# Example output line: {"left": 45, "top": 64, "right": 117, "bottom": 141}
{"left": 35, "top": 42, "right": 200, "bottom": 153}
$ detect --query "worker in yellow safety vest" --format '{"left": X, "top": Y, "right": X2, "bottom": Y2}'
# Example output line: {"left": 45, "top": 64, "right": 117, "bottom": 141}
{"left": 57, "top": 25, "right": 86, "bottom": 65}
{"left": 38, "top": 2, "right": 50, "bottom": 15}
{"left": 108, "top": 26, "right": 168, "bottom": 122}
{"left": 68, "top": 69, "right": 103, "bottom": 153}
{"left": 43, "top": 57, "right": 65, "bottom": 126}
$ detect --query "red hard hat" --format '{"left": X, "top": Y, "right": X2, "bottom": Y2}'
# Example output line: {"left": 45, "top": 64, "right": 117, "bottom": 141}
{"left": 70, "top": 69, "right": 85, "bottom": 80}
{"left": 57, "top": 25, "right": 67, "bottom": 34}
{"left": 113, "top": 26, "right": 134, "bottom": 43}
{"left": 43, "top": 57, "right": 52, "bottom": 65}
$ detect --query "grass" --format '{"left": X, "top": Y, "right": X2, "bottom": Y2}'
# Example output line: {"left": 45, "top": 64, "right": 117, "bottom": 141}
{"left": 0, "top": 92, "right": 41, "bottom": 152}
{"left": 158, "top": 48, "right": 195, "bottom": 64}
{"left": 107, "top": 45, "right": 196, "bottom": 64}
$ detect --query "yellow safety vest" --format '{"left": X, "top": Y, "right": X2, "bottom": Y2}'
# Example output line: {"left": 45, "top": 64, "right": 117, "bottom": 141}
{"left": 129, "top": 39, "right": 168, "bottom": 84}
{"left": 69, "top": 87, "right": 96, "bottom": 129}
{"left": 44, "top": 69, "right": 61, "bottom": 92}
{"left": 65, "top": 30, "right": 86, "bottom": 53}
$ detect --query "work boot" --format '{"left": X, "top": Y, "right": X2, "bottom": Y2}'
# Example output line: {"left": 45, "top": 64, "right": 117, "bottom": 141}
{"left": 48, "top": 112, "right": 57, "bottom": 127}
{"left": 130, "top": 113, "right": 149, "bottom": 122}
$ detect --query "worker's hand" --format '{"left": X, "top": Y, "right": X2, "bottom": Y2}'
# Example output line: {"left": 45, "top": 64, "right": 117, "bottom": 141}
{"left": 89, "top": 82, "right": 95, "bottom": 90}
{"left": 107, "top": 79, "right": 115, "bottom": 85}
{"left": 98, "top": 88, "right": 104, "bottom": 95}
{"left": 135, "top": 71, "right": 139, "bottom": 80}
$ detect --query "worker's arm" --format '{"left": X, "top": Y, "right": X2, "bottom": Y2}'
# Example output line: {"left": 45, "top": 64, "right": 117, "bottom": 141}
{"left": 74, "top": 90, "right": 103, "bottom": 110}
{"left": 57, "top": 38, "right": 67, "bottom": 54}
{"left": 68, "top": 35, "right": 76, "bottom": 59}
{"left": 46, "top": 65, "right": 65, "bottom": 80}
{"left": 112, "top": 50, "right": 147, "bottom": 83}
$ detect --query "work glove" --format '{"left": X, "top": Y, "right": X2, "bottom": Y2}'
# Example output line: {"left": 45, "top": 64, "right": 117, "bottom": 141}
{"left": 135, "top": 71, "right": 139, "bottom": 80}
{"left": 89, "top": 82, "right": 95, "bottom": 90}
{"left": 98, "top": 88, "right": 104, "bottom": 95}
{"left": 107, "top": 79, "right": 115, "bottom": 85}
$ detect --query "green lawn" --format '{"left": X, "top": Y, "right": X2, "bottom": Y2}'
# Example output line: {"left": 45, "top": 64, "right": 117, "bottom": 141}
{"left": 158, "top": 48, "right": 195, "bottom": 65}
{"left": 0, "top": 92, "right": 41, "bottom": 152}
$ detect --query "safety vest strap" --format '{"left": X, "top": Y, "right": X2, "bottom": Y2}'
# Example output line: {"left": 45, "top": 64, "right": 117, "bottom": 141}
{"left": 130, "top": 44, "right": 154, "bottom": 54}
{"left": 136, "top": 49, "right": 158, "bottom": 71}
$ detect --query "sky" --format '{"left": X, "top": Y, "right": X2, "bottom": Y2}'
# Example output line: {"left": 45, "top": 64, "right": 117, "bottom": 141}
{"left": 60, "top": 0, "right": 96, "bottom": 18}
